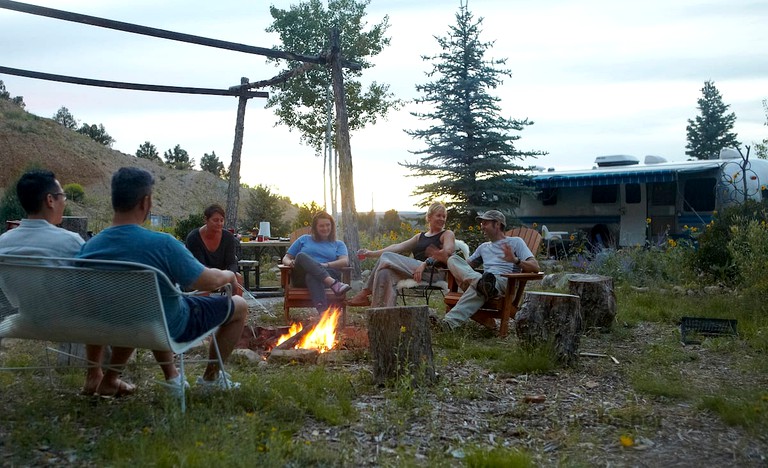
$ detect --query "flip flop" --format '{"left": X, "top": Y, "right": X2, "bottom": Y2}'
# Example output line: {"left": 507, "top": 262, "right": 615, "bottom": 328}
{"left": 96, "top": 379, "right": 137, "bottom": 398}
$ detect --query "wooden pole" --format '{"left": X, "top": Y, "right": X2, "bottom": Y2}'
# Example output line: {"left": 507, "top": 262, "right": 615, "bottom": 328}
{"left": 329, "top": 27, "right": 361, "bottom": 279}
{"left": 225, "top": 77, "right": 249, "bottom": 231}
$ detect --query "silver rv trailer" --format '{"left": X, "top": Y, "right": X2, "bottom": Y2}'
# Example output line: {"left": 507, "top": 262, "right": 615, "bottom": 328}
{"left": 517, "top": 152, "right": 768, "bottom": 248}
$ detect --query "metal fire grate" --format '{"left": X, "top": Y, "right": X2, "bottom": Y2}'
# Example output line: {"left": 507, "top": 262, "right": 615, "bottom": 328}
{"left": 680, "top": 316, "right": 738, "bottom": 345}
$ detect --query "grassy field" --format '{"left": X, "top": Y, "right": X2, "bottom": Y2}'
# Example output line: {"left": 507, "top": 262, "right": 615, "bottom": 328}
{"left": 1, "top": 285, "right": 766, "bottom": 466}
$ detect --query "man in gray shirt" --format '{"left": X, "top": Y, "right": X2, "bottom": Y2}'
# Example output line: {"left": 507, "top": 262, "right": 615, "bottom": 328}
{"left": 0, "top": 170, "right": 84, "bottom": 258}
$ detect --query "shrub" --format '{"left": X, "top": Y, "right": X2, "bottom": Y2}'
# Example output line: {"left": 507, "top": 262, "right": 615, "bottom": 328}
{"left": 63, "top": 183, "right": 85, "bottom": 203}
{"left": 583, "top": 241, "right": 697, "bottom": 288}
{"left": 173, "top": 213, "right": 204, "bottom": 240}
{"left": 728, "top": 219, "right": 768, "bottom": 295}
{"left": 694, "top": 201, "right": 768, "bottom": 283}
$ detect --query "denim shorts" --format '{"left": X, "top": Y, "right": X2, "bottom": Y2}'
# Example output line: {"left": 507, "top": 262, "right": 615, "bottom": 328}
{"left": 175, "top": 295, "right": 234, "bottom": 342}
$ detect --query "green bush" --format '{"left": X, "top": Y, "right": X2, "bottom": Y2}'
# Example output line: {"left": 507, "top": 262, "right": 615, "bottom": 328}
{"left": 63, "top": 183, "right": 85, "bottom": 203}
{"left": 584, "top": 242, "right": 697, "bottom": 288}
{"left": 694, "top": 201, "right": 768, "bottom": 283}
{"left": 173, "top": 213, "right": 204, "bottom": 240}
{"left": 728, "top": 219, "right": 768, "bottom": 295}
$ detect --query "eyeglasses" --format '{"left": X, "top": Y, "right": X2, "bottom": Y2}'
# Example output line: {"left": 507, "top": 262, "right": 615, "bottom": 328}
{"left": 50, "top": 192, "right": 67, "bottom": 201}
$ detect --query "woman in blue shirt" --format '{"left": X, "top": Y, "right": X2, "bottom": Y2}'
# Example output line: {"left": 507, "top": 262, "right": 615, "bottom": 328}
{"left": 282, "top": 211, "right": 351, "bottom": 314}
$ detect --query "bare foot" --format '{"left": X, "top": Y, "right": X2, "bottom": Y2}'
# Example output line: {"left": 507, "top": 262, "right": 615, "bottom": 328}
{"left": 96, "top": 378, "right": 137, "bottom": 398}
{"left": 81, "top": 378, "right": 102, "bottom": 396}
{"left": 81, "top": 372, "right": 104, "bottom": 396}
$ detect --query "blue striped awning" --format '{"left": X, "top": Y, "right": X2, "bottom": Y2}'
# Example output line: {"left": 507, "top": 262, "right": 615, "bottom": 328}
{"left": 534, "top": 169, "right": 679, "bottom": 189}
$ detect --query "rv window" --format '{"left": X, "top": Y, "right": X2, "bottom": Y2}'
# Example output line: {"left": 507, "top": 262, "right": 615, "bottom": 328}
{"left": 683, "top": 178, "right": 716, "bottom": 211}
{"left": 625, "top": 184, "right": 641, "bottom": 204}
{"left": 538, "top": 188, "right": 557, "bottom": 206}
{"left": 650, "top": 182, "right": 676, "bottom": 206}
{"left": 592, "top": 185, "right": 618, "bottom": 204}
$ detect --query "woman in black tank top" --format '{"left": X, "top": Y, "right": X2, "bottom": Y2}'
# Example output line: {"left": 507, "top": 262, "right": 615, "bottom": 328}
{"left": 348, "top": 202, "right": 456, "bottom": 307}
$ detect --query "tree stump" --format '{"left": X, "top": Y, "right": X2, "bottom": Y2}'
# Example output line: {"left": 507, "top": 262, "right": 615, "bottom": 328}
{"left": 366, "top": 306, "right": 435, "bottom": 386}
{"left": 56, "top": 343, "right": 111, "bottom": 367}
{"left": 60, "top": 216, "right": 89, "bottom": 241}
{"left": 56, "top": 216, "right": 90, "bottom": 360}
{"left": 515, "top": 292, "right": 583, "bottom": 365}
{"left": 567, "top": 274, "right": 616, "bottom": 331}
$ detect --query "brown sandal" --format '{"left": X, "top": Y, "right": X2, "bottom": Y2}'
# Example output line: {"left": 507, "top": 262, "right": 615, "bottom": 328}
{"left": 347, "top": 289, "right": 371, "bottom": 307}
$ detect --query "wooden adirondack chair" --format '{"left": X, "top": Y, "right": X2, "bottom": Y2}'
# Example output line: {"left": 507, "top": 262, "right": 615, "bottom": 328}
{"left": 443, "top": 226, "right": 544, "bottom": 337}
{"left": 278, "top": 227, "right": 350, "bottom": 324}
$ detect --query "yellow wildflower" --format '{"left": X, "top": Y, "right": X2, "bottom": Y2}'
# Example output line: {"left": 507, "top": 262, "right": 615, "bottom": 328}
{"left": 400, "top": 325, "right": 407, "bottom": 333}
{"left": 570, "top": 234, "right": 575, "bottom": 241}
{"left": 646, "top": 218, "right": 651, "bottom": 225}
{"left": 619, "top": 435, "right": 634, "bottom": 447}
{"left": 532, "top": 222, "right": 538, "bottom": 228}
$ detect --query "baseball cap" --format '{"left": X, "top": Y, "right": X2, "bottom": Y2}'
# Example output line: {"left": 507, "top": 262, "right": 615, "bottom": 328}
{"left": 476, "top": 210, "right": 506, "bottom": 226}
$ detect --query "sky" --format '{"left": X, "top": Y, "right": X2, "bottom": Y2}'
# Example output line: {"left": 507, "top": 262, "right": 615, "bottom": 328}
{"left": 1, "top": 0, "right": 767, "bottom": 213}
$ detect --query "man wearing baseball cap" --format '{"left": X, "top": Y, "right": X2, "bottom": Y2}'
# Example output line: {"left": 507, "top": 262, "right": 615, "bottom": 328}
{"left": 435, "top": 209, "right": 539, "bottom": 331}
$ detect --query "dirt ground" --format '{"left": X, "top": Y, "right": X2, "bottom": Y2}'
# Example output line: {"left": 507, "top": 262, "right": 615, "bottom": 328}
{"left": 2, "top": 296, "right": 766, "bottom": 466}
{"left": 282, "top": 316, "right": 768, "bottom": 466}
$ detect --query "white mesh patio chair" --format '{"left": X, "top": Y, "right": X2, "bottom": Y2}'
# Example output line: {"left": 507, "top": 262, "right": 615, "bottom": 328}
{"left": 0, "top": 254, "right": 232, "bottom": 412}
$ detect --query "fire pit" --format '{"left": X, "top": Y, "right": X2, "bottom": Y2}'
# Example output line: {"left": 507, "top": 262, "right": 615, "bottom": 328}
{"left": 235, "top": 307, "right": 368, "bottom": 364}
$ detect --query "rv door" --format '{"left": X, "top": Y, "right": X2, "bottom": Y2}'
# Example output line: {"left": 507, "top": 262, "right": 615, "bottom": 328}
{"left": 619, "top": 183, "right": 647, "bottom": 246}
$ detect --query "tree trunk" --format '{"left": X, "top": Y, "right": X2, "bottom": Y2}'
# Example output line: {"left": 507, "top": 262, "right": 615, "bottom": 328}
{"left": 366, "top": 305, "right": 435, "bottom": 386}
{"left": 56, "top": 343, "right": 111, "bottom": 367}
{"left": 225, "top": 76, "right": 249, "bottom": 231}
{"left": 567, "top": 274, "right": 616, "bottom": 331}
{"left": 515, "top": 292, "right": 583, "bottom": 366}
{"left": 60, "top": 216, "right": 88, "bottom": 241}
{"left": 56, "top": 217, "right": 91, "bottom": 360}
{"left": 329, "top": 28, "right": 361, "bottom": 280}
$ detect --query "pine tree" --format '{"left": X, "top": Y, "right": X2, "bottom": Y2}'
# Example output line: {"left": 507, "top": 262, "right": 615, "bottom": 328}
{"left": 200, "top": 151, "right": 226, "bottom": 178}
{"left": 685, "top": 80, "right": 739, "bottom": 160}
{"left": 163, "top": 144, "right": 195, "bottom": 170}
{"left": 402, "top": 3, "right": 543, "bottom": 222}
{"left": 135, "top": 141, "right": 161, "bottom": 163}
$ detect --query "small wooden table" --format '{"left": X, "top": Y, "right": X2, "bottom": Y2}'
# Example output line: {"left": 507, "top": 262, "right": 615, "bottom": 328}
{"left": 239, "top": 240, "right": 290, "bottom": 260}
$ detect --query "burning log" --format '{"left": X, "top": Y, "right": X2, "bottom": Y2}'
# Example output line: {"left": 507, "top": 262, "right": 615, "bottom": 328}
{"left": 273, "top": 322, "right": 316, "bottom": 351}
{"left": 366, "top": 305, "right": 435, "bottom": 386}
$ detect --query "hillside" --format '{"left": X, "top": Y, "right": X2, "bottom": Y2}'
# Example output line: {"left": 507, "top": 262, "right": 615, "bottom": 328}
{"left": 0, "top": 99, "right": 295, "bottom": 232}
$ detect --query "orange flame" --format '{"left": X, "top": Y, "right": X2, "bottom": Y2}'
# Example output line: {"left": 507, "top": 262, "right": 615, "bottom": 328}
{"left": 275, "top": 307, "right": 340, "bottom": 353}
{"left": 275, "top": 322, "right": 303, "bottom": 347}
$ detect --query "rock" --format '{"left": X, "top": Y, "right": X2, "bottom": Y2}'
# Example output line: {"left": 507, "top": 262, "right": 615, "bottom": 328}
{"left": 231, "top": 348, "right": 262, "bottom": 363}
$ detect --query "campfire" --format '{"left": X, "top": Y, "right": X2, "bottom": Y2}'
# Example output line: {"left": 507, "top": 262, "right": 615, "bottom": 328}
{"left": 274, "top": 307, "right": 341, "bottom": 353}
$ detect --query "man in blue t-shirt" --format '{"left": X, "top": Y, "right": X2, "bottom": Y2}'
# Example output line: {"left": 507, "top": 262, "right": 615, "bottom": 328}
{"left": 78, "top": 167, "right": 247, "bottom": 395}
